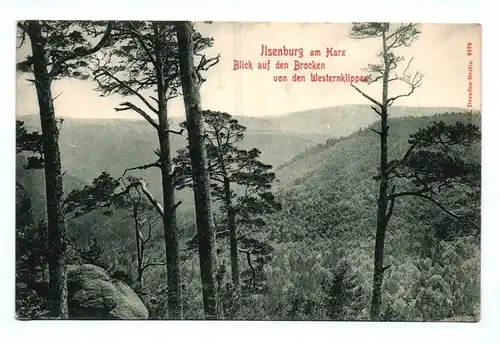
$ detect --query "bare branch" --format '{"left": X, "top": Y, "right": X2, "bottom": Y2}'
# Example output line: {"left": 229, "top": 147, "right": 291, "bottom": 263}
{"left": 149, "top": 96, "right": 159, "bottom": 104}
{"left": 167, "top": 92, "right": 179, "bottom": 101}
{"left": 195, "top": 53, "right": 221, "bottom": 86}
{"left": 387, "top": 58, "right": 424, "bottom": 107}
{"left": 351, "top": 84, "right": 383, "bottom": 108}
{"left": 142, "top": 261, "right": 168, "bottom": 270}
{"left": 370, "top": 106, "right": 382, "bottom": 117}
{"left": 121, "top": 161, "right": 161, "bottom": 179}
{"left": 370, "top": 128, "right": 382, "bottom": 136}
{"left": 168, "top": 128, "right": 184, "bottom": 136}
{"left": 138, "top": 180, "right": 164, "bottom": 218}
{"left": 402, "top": 57, "right": 414, "bottom": 76}
{"left": 52, "top": 92, "right": 63, "bottom": 101}
{"left": 144, "top": 218, "right": 155, "bottom": 244}
{"left": 115, "top": 101, "right": 160, "bottom": 130}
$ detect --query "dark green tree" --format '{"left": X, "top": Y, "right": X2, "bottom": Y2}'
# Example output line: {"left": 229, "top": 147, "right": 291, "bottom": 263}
{"left": 79, "top": 238, "right": 106, "bottom": 268}
{"left": 174, "top": 111, "right": 281, "bottom": 303}
{"left": 93, "top": 21, "right": 218, "bottom": 319}
{"left": 321, "top": 260, "right": 364, "bottom": 320}
{"left": 388, "top": 121, "right": 481, "bottom": 230}
{"left": 349, "top": 22, "right": 423, "bottom": 320}
{"left": 15, "top": 190, "right": 50, "bottom": 320}
{"left": 17, "top": 21, "right": 113, "bottom": 318}
{"left": 237, "top": 237, "right": 274, "bottom": 292}
{"left": 16, "top": 125, "right": 49, "bottom": 318}
{"left": 16, "top": 120, "right": 44, "bottom": 170}
{"left": 350, "top": 23, "right": 480, "bottom": 320}
{"left": 64, "top": 172, "right": 165, "bottom": 285}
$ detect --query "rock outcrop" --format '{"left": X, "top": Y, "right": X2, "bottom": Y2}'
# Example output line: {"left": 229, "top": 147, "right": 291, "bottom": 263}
{"left": 67, "top": 264, "right": 148, "bottom": 320}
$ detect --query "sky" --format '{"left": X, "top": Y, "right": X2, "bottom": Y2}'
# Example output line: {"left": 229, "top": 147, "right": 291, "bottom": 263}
{"left": 15, "top": 22, "right": 482, "bottom": 120}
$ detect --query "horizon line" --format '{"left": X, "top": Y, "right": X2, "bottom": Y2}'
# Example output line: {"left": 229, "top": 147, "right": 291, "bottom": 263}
{"left": 15, "top": 103, "right": 481, "bottom": 121}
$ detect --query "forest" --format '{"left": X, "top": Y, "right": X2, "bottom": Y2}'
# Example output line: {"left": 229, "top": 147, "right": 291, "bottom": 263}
{"left": 15, "top": 21, "right": 481, "bottom": 321}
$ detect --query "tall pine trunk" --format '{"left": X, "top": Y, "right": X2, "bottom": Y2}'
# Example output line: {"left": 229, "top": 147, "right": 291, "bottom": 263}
{"left": 370, "top": 30, "right": 391, "bottom": 321}
{"left": 133, "top": 208, "right": 143, "bottom": 285}
{"left": 153, "top": 24, "right": 183, "bottom": 319}
{"left": 224, "top": 178, "right": 240, "bottom": 289}
{"left": 370, "top": 112, "right": 389, "bottom": 320}
{"left": 26, "top": 21, "right": 68, "bottom": 319}
{"left": 176, "top": 21, "right": 218, "bottom": 320}
{"left": 158, "top": 128, "right": 182, "bottom": 318}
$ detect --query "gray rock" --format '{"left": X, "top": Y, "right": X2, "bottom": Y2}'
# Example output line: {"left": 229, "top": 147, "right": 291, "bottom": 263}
{"left": 67, "top": 264, "right": 148, "bottom": 320}
{"left": 109, "top": 280, "right": 149, "bottom": 320}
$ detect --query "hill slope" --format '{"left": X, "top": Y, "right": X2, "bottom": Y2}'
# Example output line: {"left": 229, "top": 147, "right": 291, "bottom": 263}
{"left": 16, "top": 108, "right": 481, "bottom": 321}
{"left": 252, "top": 111, "right": 481, "bottom": 320}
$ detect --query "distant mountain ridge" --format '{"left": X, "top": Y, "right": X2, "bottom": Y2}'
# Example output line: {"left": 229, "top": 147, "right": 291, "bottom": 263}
{"left": 270, "top": 105, "right": 471, "bottom": 136}
{"left": 16, "top": 105, "right": 474, "bottom": 226}
{"left": 17, "top": 104, "right": 469, "bottom": 138}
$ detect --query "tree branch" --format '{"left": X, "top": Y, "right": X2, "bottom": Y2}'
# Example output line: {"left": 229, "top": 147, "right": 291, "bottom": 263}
{"left": 142, "top": 261, "right": 168, "bottom": 270}
{"left": 95, "top": 68, "right": 159, "bottom": 116}
{"left": 351, "top": 84, "right": 383, "bottom": 109}
{"left": 16, "top": 23, "right": 27, "bottom": 48}
{"left": 50, "top": 21, "right": 113, "bottom": 78}
{"left": 52, "top": 92, "right": 63, "bottom": 101}
{"left": 138, "top": 180, "right": 164, "bottom": 218}
{"left": 17, "top": 21, "right": 28, "bottom": 33}
{"left": 168, "top": 129, "right": 184, "bottom": 136}
{"left": 238, "top": 247, "right": 256, "bottom": 287}
{"left": 115, "top": 101, "right": 160, "bottom": 130}
{"left": 387, "top": 58, "right": 424, "bottom": 106}
{"left": 388, "top": 191, "right": 480, "bottom": 229}
{"left": 121, "top": 161, "right": 161, "bottom": 179}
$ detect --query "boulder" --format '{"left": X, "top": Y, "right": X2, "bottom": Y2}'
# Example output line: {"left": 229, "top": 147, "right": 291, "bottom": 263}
{"left": 67, "top": 264, "right": 148, "bottom": 320}
{"left": 109, "top": 280, "right": 149, "bottom": 320}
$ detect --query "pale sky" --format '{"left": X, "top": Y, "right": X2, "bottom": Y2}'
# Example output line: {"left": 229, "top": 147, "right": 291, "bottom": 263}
{"left": 15, "top": 22, "right": 482, "bottom": 120}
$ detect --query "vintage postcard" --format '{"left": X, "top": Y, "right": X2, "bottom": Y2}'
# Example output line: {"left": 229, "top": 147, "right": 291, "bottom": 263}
{"left": 15, "top": 21, "right": 481, "bottom": 321}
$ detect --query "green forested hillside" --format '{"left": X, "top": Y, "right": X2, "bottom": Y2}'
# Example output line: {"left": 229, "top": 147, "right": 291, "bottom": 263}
{"left": 16, "top": 110, "right": 481, "bottom": 321}
{"left": 252, "top": 112, "right": 481, "bottom": 321}
{"left": 16, "top": 114, "right": 322, "bottom": 225}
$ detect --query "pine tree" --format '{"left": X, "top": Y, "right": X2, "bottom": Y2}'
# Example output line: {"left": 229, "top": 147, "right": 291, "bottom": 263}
{"left": 174, "top": 110, "right": 281, "bottom": 311}
{"left": 92, "top": 21, "right": 218, "bottom": 319}
{"left": 175, "top": 21, "right": 219, "bottom": 320}
{"left": 349, "top": 22, "right": 480, "bottom": 320}
{"left": 64, "top": 172, "right": 165, "bottom": 285}
{"left": 17, "top": 21, "right": 113, "bottom": 318}
{"left": 16, "top": 120, "right": 44, "bottom": 170}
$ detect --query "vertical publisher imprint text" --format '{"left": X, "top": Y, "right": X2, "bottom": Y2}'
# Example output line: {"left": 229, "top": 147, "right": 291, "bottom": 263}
{"left": 467, "top": 42, "right": 473, "bottom": 109}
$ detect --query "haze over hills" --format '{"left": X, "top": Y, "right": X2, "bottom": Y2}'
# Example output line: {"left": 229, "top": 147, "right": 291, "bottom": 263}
{"left": 16, "top": 104, "right": 474, "bottom": 224}
{"left": 270, "top": 105, "right": 472, "bottom": 136}
{"left": 16, "top": 104, "right": 469, "bottom": 157}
